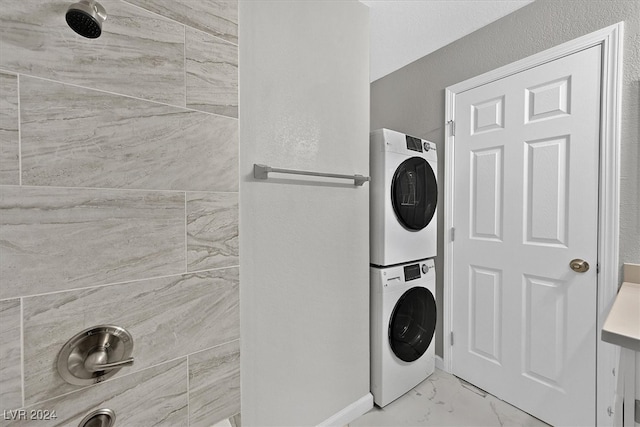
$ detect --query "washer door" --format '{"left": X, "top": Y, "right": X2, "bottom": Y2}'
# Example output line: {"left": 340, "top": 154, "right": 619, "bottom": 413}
{"left": 388, "top": 287, "right": 437, "bottom": 362}
{"left": 391, "top": 157, "right": 437, "bottom": 231}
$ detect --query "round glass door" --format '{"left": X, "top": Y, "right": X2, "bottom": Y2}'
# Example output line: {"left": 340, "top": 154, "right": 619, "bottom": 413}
{"left": 388, "top": 287, "right": 437, "bottom": 362}
{"left": 391, "top": 157, "right": 437, "bottom": 231}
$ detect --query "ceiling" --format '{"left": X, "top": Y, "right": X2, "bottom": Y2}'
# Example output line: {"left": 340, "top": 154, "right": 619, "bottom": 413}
{"left": 361, "top": 0, "right": 534, "bottom": 82}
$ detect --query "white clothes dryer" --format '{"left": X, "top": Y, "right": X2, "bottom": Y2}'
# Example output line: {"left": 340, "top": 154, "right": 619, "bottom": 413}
{"left": 370, "top": 128, "right": 438, "bottom": 267}
{"left": 370, "top": 258, "right": 436, "bottom": 407}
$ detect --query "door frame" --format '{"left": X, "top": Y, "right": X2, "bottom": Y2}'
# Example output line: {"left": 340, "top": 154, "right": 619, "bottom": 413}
{"left": 443, "top": 22, "right": 624, "bottom": 426}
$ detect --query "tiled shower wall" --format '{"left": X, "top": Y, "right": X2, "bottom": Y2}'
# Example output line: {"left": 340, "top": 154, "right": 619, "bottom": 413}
{"left": 0, "top": 1, "right": 239, "bottom": 425}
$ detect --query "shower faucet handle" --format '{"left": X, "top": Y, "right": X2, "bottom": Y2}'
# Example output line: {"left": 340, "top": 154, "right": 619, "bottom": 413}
{"left": 84, "top": 347, "right": 134, "bottom": 373}
{"left": 57, "top": 325, "right": 135, "bottom": 385}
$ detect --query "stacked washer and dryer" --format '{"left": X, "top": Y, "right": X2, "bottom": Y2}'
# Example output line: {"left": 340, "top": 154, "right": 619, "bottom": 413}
{"left": 369, "top": 128, "right": 439, "bottom": 407}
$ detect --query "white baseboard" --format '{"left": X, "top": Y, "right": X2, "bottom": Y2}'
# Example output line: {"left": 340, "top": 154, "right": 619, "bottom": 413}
{"left": 317, "top": 393, "right": 373, "bottom": 427}
{"left": 435, "top": 355, "right": 446, "bottom": 372}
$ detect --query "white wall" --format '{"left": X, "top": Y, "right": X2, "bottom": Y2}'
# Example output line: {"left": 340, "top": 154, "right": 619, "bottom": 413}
{"left": 239, "top": 1, "right": 370, "bottom": 425}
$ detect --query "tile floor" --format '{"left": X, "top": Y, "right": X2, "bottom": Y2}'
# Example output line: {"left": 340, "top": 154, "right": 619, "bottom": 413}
{"left": 351, "top": 369, "right": 550, "bottom": 426}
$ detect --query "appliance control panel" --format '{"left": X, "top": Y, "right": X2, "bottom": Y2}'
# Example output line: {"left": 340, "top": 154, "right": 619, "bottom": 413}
{"left": 381, "top": 258, "right": 435, "bottom": 287}
{"left": 403, "top": 260, "right": 433, "bottom": 282}
{"left": 406, "top": 136, "right": 423, "bottom": 152}
{"left": 372, "top": 129, "right": 437, "bottom": 157}
{"left": 406, "top": 135, "right": 436, "bottom": 153}
{"left": 404, "top": 264, "right": 421, "bottom": 281}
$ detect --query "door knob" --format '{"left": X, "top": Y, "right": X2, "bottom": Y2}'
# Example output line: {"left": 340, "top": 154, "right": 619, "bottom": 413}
{"left": 570, "top": 259, "right": 590, "bottom": 273}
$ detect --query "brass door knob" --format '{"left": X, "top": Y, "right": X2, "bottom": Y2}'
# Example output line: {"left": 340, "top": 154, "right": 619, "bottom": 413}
{"left": 570, "top": 259, "right": 589, "bottom": 273}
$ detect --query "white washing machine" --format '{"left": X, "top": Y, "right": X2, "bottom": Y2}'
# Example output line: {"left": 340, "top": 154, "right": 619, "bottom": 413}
{"left": 370, "top": 258, "right": 437, "bottom": 407}
{"left": 370, "top": 128, "right": 438, "bottom": 267}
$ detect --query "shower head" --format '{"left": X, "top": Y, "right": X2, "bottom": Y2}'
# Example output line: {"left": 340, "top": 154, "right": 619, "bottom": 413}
{"left": 65, "top": 0, "right": 107, "bottom": 39}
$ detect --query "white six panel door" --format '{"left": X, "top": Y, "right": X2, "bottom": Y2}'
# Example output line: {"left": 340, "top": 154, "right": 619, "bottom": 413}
{"left": 451, "top": 45, "right": 602, "bottom": 426}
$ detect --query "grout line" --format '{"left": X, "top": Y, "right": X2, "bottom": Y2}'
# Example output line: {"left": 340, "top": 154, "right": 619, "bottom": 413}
{"left": 182, "top": 265, "right": 240, "bottom": 276}
{"left": 0, "top": 184, "right": 239, "bottom": 195}
{"left": 186, "top": 354, "right": 190, "bottom": 426}
{"left": 17, "top": 74, "right": 22, "bottom": 186}
{"left": 15, "top": 73, "right": 237, "bottom": 121}
{"left": 4, "top": 265, "right": 239, "bottom": 302}
{"left": 0, "top": 67, "right": 16, "bottom": 75}
{"left": 183, "top": 22, "right": 238, "bottom": 48}
{"left": 18, "top": 341, "right": 239, "bottom": 413}
{"left": 20, "top": 355, "right": 190, "bottom": 409}
{"left": 187, "top": 338, "right": 240, "bottom": 359}
{"left": 120, "top": 0, "right": 238, "bottom": 47}
{"left": 184, "top": 25, "right": 188, "bottom": 109}
{"left": 20, "top": 297, "right": 25, "bottom": 409}
{"left": 185, "top": 191, "right": 239, "bottom": 195}
{"left": 185, "top": 192, "right": 189, "bottom": 274}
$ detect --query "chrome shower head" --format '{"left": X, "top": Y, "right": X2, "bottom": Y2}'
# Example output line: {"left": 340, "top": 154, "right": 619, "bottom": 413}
{"left": 66, "top": 0, "right": 107, "bottom": 39}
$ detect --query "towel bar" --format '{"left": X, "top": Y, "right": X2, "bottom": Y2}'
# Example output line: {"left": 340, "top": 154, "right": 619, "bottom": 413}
{"left": 254, "top": 164, "right": 369, "bottom": 186}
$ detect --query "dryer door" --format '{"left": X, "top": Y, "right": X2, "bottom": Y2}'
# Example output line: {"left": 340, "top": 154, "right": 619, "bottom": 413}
{"left": 388, "top": 287, "right": 437, "bottom": 362}
{"left": 391, "top": 157, "right": 437, "bottom": 231}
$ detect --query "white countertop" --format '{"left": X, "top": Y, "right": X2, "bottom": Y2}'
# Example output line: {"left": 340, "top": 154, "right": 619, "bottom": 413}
{"left": 601, "top": 264, "right": 640, "bottom": 351}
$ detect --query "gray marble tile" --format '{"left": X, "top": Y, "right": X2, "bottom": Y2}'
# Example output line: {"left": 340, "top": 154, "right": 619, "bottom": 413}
{"left": 186, "top": 28, "right": 238, "bottom": 118}
{"left": 0, "top": 0, "right": 185, "bottom": 105}
{"left": 0, "top": 186, "right": 185, "bottom": 300}
{"left": 0, "top": 72, "right": 19, "bottom": 185}
{"left": 22, "top": 268, "right": 238, "bottom": 405}
{"left": 189, "top": 340, "right": 240, "bottom": 427}
{"left": 0, "top": 299, "right": 21, "bottom": 411}
{"left": 125, "top": 0, "right": 238, "bottom": 45}
{"left": 20, "top": 77, "right": 238, "bottom": 191}
{"left": 5, "top": 359, "right": 188, "bottom": 427}
{"left": 352, "top": 369, "right": 549, "bottom": 426}
{"left": 187, "top": 192, "right": 238, "bottom": 271}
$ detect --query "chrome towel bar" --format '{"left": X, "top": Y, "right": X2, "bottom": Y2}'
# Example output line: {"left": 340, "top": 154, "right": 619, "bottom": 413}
{"left": 254, "top": 164, "right": 370, "bottom": 186}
